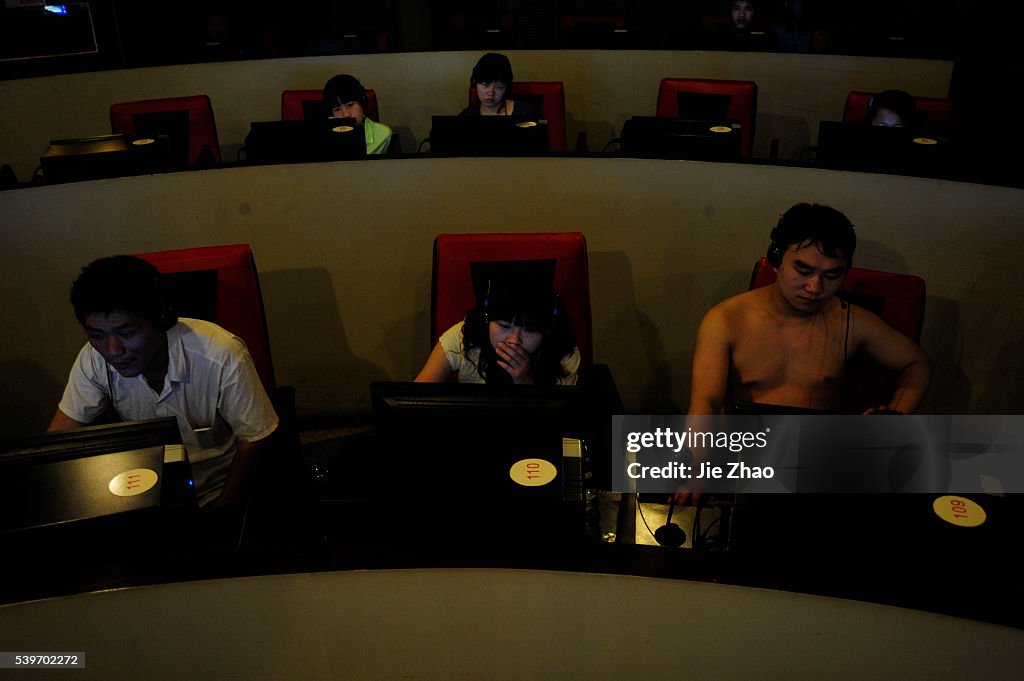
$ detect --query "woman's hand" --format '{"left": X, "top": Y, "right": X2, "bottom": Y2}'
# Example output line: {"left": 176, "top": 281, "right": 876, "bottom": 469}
{"left": 496, "top": 340, "right": 534, "bottom": 384}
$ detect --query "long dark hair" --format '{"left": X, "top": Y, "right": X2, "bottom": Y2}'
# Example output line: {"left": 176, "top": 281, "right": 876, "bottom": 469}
{"left": 461, "top": 275, "right": 576, "bottom": 385}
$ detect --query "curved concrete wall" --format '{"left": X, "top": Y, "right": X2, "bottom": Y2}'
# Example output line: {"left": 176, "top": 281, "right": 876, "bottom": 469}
{"left": 0, "top": 50, "right": 952, "bottom": 182}
{"left": 1, "top": 156, "right": 1020, "bottom": 433}
{"left": 2, "top": 568, "right": 1022, "bottom": 680}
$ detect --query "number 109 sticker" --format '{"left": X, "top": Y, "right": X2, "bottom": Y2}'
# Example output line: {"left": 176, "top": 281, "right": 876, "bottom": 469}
{"left": 509, "top": 458, "right": 557, "bottom": 487}
{"left": 932, "top": 495, "right": 987, "bottom": 527}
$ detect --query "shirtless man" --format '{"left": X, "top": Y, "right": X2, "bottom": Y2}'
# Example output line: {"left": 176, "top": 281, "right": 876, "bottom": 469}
{"left": 688, "top": 203, "right": 931, "bottom": 416}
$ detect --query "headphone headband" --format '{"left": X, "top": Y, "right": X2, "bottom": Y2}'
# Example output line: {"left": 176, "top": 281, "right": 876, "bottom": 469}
{"left": 482, "top": 278, "right": 560, "bottom": 324}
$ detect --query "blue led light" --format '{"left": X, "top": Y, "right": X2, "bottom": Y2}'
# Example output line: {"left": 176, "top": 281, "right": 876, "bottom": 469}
{"left": 44, "top": 5, "right": 69, "bottom": 15}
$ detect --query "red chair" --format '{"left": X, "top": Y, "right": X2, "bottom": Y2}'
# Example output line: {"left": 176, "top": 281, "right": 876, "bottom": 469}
{"left": 467, "top": 81, "right": 568, "bottom": 152}
{"left": 431, "top": 232, "right": 593, "bottom": 379}
{"left": 133, "top": 244, "right": 276, "bottom": 395}
{"left": 280, "top": 88, "right": 381, "bottom": 122}
{"left": 656, "top": 78, "right": 757, "bottom": 158}
{"left": 842, "top": 91, "right": 953, "bottom": 135}
{"left": 110, "top": 95, "right": 221, "bottom": 168}
{"left": 748, "top": 256, "right": 926, "bottom": 412}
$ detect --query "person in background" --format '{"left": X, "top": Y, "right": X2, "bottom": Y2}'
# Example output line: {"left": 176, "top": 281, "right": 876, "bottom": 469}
{"left": 459, "top": 52, "right": 535, "bottom": 118}
{"left": 323, "top": 73, "right": 392, "bottom": 154}
{"left": 731, "top": 0, "right": 757, "bottom": 30}
{"left": 866, "top": 89, "right": 919, "bottom": 129}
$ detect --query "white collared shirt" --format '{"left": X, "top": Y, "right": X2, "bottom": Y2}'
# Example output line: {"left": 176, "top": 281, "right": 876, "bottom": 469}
{"left": 59, "top": 318, "right": 279, "bottom": 505}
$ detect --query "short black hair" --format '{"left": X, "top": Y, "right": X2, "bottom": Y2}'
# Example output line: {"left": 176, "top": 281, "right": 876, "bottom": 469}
{"left": 867, "top": 89, "right": 920, "bottom": 128}
{"left": 771, "top": 203, "right": 856, "bottom": 268}
{"left": 471, "top": 53, "right": 513, "bottom": 87}
{"left": 70, "top": 255, "right": 171, "bottom": 328}
{"left": 323, "top": 73, "right": 366, "bottom": 109}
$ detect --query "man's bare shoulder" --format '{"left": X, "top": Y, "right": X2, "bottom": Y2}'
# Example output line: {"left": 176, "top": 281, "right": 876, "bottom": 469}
{"left": 703, "top": 287, "right": 771, "bottom": 324}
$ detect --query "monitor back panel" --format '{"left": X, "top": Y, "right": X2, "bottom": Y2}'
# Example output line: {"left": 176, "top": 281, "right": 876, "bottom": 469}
{"left": 621, "top": 116, "right": 743, "bottom": 160}
{"left": 244, "top": 119, "right": 367, "bottom": 163}
{"left": 816, "top": 120, "right": 951, "bottom": 174}
{"left": 430, "top": 116, "right": 549, "bottom": 155}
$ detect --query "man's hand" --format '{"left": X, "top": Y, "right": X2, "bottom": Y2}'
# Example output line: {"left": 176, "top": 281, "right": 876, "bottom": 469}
{"left": 863, "top": 405, "right": 902, "bottom": 415}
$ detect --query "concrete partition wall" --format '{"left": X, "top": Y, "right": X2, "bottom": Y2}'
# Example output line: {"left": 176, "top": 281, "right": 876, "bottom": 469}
{"left": 0, "top": 157, "right": 1021, "bottom": 435}
{"left": 0, "top": 50, "right": 952, "bottom": 182}
{"left": 2, "top": 569, "right": 1022, "bottom": 680}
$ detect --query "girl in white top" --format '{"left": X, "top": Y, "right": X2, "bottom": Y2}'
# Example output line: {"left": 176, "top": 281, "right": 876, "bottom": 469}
{"left": 415, "top": 275, "right": 580, "bottom": 385}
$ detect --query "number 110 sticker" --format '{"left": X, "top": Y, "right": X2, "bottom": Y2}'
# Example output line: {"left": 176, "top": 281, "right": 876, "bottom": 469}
{"left": 932, "top": 495, "right": 987, "bottom": 527}
{"left": 509, "top": 458, "right": 557, "bottom": 487}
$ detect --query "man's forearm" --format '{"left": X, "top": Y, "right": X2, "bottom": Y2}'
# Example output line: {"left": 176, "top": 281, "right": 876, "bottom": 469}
{"left": 216, "top": 438, "right": 269, "bottom": 507}
{"left": 889, "top": 358, "right": 932, "bottom": 414}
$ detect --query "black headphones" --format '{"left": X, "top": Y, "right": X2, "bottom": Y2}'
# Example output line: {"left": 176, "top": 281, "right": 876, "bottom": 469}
{"left": 152, "top": 273, "right": 178, "bottom": 330}
{"left": 482, "top": 278, "right": 561, "bottom": 324}
{"left": 766, "top": 223, "right": 785, "bottom": 268}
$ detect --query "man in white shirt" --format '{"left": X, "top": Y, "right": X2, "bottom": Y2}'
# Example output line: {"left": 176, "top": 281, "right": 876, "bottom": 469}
{"left": 49, "top": 255, "right": 279, "bottom": 507}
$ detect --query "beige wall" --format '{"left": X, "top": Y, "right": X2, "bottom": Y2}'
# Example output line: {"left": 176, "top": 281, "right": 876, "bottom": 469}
{"left": 3, "top": 568, "right": 1022, "bottom": 680}
{"left": 1, "top": 156, "right": 1021, "bottom": 435}
{"left": 0, "top": 50, "right": 952, "bottom": 183}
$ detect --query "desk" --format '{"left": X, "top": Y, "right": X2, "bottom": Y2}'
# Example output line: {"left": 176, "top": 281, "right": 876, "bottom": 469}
{"left": 2, "top": 438, "right": 1023, "bottom": 679}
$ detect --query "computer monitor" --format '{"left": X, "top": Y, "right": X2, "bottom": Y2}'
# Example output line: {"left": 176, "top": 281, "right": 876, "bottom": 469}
{"left": 619, "top": 116, "right": 743, "bottom": 160}
{"left": 429, "top": 115, "right": 549, "bottom": 156}
{"left": 243, "top": 118, "right": 367, "bottom": 164}
{"left": 0, "top": 417, "right": 195, "bottom": 536}
{"left": 39, "top": 133, "right": 174, "bottom": 184}
{"left": 314, "top": 382, "right": 590, "bottom": 541}
{"left": 130, "top": 109, "right": 191, "bottom": 169}
{"left": 372, "top": 379, "right": 585, "bottom": 434}
{"left": 815, "top": 120, "right": 952, "bottom": 176}
{"left": 676, "top": 91, "right": 732, "bottom": 121}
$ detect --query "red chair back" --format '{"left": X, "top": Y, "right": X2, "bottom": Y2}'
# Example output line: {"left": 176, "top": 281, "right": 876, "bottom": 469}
{"left": 749, "top": 256, "right": 925, "bottom": 412}
{"left": 656, "top": 78, "right": 757, "bottom": 158}
{"left": 431, "top": 232, "right": 593, "bottom": 379}
{"left": 134, "top": 244, "right": 276, "bottom": 395}
{"left": 467, "top": 81, "right": 568, "bottom": 152}
{"left": 110, "top": 95, "right": 221, "bottom": 167}
{"left": 281, "top": 89, "right": 380, "bottom": 122}
{"left": 842, "top": 91, "right": 953, "bottom": 134}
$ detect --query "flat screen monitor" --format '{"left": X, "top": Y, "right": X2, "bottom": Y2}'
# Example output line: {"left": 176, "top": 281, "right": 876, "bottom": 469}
{"left": 315, "top": 382, "right": 590, "bottom": 541}
{"left": 371, "top": 381, "right": 585, "bottom": 439}
{"left": 368, "top": 381, "right": 585, "bottom": 498}
{"left": 0, "top": 417, "right": 195, "bottom": 536}
{"left": 429, "top": 115, "right": 549, "bottom": 156}
{"left": 130, "top": 110, "right": 191, "bottom": 170}
{"left": 676, "top": 92, "right": 732, "bottom": 121}
{"left": 816, "top": 120, "right": 951, "bottom": 175}
{"left": 243, "top": 118, "right": 367, "bottom": 164}
{"left": 620, "top": 116, "right": 743, "bottom": 160}
{"left": 39, "top": 133, "right": 174, "bottom": 184}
